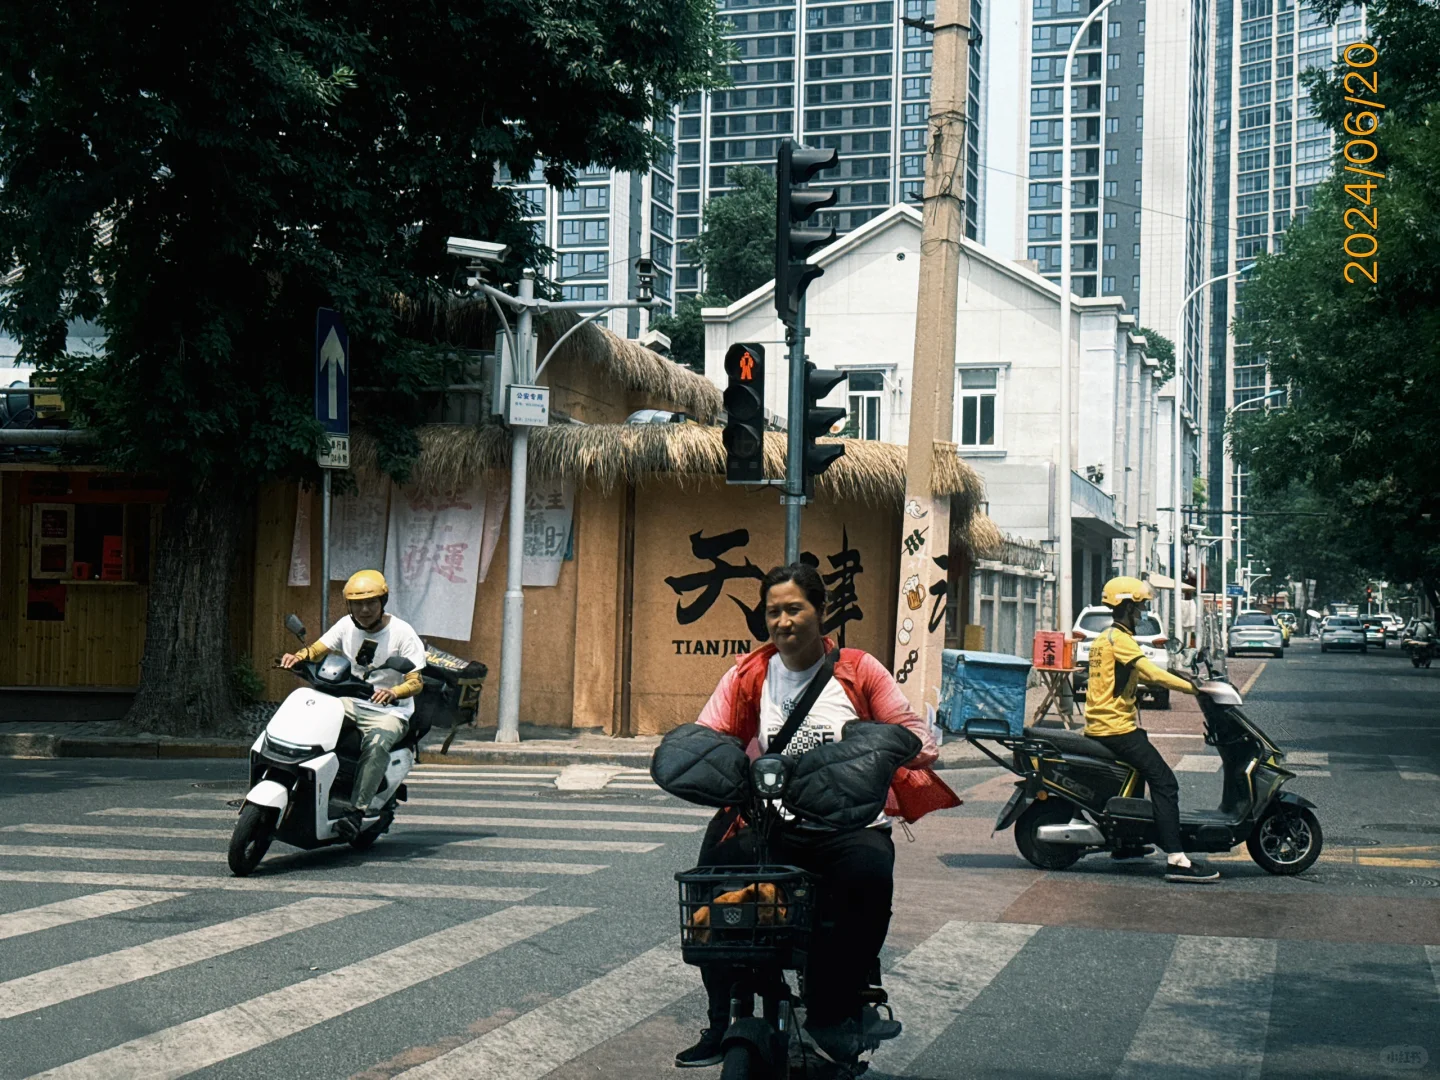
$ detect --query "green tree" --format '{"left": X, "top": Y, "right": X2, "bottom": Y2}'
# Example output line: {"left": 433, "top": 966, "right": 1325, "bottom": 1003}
{"left": 650, "top": 165, "right": 777, "bottom": 371}
{"left": 0, "top": 1, "right": 726, "bottom": 734}
{"left": 1241, "top": 485, "right": 1369, "bottom": 610}
{"left": 1230, "top": 0, "right": 1440, "bottom": 607}
{"left": 1138, "top": 326, "right": 1175, "bottom": 383}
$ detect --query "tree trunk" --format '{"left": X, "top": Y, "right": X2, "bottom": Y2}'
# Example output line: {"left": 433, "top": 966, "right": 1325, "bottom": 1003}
{"left": 126, "top": 487, "right": 251, "bottom": 736}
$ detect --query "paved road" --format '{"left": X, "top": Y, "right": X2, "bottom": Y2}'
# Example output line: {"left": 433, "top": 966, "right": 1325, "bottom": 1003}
{"left": 0, "top": 639, "right": 1437, "bottom": 1079}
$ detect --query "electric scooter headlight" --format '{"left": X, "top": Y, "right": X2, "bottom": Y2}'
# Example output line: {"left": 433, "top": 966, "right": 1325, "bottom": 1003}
{"left": 751, "top": 754, "right": 792, "bottom": 798}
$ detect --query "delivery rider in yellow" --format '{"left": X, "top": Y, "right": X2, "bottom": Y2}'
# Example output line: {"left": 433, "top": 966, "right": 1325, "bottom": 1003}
{"left": 281, "top": 570, "right": 427, "bottom": 840}
{"left": 1084, "top": 576, "right": 1218, "bottom": 883}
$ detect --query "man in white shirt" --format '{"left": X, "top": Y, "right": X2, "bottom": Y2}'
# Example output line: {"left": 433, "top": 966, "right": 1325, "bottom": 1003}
{"left": 281, "top": 570, "right": 427, "bottom": 839}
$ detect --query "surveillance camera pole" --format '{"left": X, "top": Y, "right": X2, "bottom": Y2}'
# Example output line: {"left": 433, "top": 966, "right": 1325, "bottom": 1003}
{"left": 473, "top": 267, "right": 658, "bottom": 743}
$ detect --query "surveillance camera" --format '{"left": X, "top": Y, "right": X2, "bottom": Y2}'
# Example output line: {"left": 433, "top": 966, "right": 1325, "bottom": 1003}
{"left": 635, "top": 257, "right": 655, "bottom": 278}
{"left": 446, "top": 237, "right": 510, "bottom": 263}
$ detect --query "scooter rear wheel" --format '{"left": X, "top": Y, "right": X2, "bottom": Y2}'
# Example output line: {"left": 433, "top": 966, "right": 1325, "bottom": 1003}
{"left": 1015, "top": 799, "right": 1084, "bottom": 871}
{"left": 719, "top": 1044, "right": 758, "bottom": 1080}
{"left": 1246, "top": 805, "right": 1322, "bottom": 875}
{"left": 228, "top": 803, "right": 277, "bottom": 876}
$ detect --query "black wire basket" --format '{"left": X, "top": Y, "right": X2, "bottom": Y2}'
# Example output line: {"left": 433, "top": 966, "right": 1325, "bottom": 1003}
{"left": 675, "top": 865, "right": 815, "bottom": 967}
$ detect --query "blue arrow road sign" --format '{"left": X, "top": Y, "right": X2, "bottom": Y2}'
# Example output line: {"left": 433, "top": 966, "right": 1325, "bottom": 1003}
{"left": 315, "top": 309, "right": 350, "bottom": 436}
{"left": 1226, "top": 585, "right": 1244, "bottom": 596}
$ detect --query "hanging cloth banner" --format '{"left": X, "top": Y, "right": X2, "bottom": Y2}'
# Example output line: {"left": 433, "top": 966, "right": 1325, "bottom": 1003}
{"left": 287, "top": 492, "right": 312, "bottom": 587}
{"left": 479, "top": 472, "right": 508, "bottom": 584}
{"left": 329, "top": 482, "right": 390, "bottom": 581}
{"left": 384, "top": 483, "right": 487, "bottom": 640}
{"left": 521, "top": 477, "right": 575, "bottom": 587}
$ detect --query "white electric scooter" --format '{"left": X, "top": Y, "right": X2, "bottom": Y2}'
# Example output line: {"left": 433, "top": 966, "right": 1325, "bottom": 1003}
{"left": 227, "top": 614, "right": 432, "bottom": 876}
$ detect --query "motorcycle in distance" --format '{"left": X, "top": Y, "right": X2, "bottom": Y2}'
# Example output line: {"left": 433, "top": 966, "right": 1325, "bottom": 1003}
{"left": 1403, "top": 635, "right": 1434, "bottom": 669}
{"left": 227, "top": 614, "right": 434, "bottom": 876}
{"left": 974, "top": 647, "right": 1323, "bottom": 876}
{"left": 671, "top": 754, "right": 896, "bottom": 1080}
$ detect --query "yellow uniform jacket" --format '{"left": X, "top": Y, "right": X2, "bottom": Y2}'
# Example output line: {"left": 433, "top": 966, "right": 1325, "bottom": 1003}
{"left": 1083, "top": 625, "right": 1194, "bottom": 736}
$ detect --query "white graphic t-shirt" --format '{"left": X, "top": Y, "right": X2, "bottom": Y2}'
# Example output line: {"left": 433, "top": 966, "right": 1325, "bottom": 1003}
{"left": 758, "top": 654, "right": 860, "bottom": 756}
{"left": 317, "top": 615, "right": 428, "bottom": 719}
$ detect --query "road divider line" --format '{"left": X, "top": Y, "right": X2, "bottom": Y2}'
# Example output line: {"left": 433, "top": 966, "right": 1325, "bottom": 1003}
{"left": 28, "top": 904, "right": 593, "bottom": 1080}
{"left": 1238, "top": 662, "right": 1267, "bottom": 696}
{"left": 3, "top": 824, "right": 229, "bottom": 841}
{"left": 877, "top": 920, "right": 1041, "bottom": 1075}
{"left": 0, "top": 896, "right": 387, "bottom": 1020}
{"left": 1114, "top": 934, "right": 1276, "bottom": 1080}
{"left": 0, "top": 844, "right": 606, "bottom": 876}
{"left": 0, "top": 889, "right": 184, "bottom": 942}
{"left": 1427, "top": 946, "right": 1439, "bottom": 1002}
{"left": 0, "top": 869, "right": 541, "bottom": 902}
{"left": 406, "top": 797, "right": 713, "bottom": 818}
{"left": 449, "top": 837, "right": 663, "bottom": 854}
{"left": 395, "top": 937, "right": 692, "bottom": 1080}
{"left": 88, "top": 806, "right": 702, "bottom": 833}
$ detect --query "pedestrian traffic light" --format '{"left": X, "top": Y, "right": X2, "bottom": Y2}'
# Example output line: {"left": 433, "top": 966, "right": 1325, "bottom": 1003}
{"left": 775, "top": 139, "right": 839, "bottom": 326}
{"left": 801, "top": 363, "right": 847, "bottom": 496}
{"left": 723, "top": 343, "right": 766, "bottom": 484}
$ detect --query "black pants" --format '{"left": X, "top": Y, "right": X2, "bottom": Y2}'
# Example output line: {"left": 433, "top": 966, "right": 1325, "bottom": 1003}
{"left": 695, "top": 812, "right": 895, "bottom": 1029}
{"left": 1090, "top": 728, "right": 1183, "bottom": 854}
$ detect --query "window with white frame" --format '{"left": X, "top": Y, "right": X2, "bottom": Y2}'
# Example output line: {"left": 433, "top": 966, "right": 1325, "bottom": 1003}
{"left": 955, "top": 367, "right": 1000, "bottom": 448}
{"left": 840, "top": 370, "right": 885, "bottom": 440}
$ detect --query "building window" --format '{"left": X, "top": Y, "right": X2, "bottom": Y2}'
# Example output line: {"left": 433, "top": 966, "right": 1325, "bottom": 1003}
{"left": 1134, "top": 147, "right": 1143, "bottom": 163}
{"left": 520, "top": 188, "right": 546, "bottom": 215}
{"left": 1132, "top": 242, "right": 1141, "bottom": 257}
{"left": 1135, "top": 115, "right": 1143, "bottom": 131}
{"left": 560, "top": 218, "right": 608, "bottom": 246}
{"left": 956, "top": 367, "right": 1000, "bottom": 448}
{"left": 1132, "top": 274, "right": 1141, "bottom": 290}
{"left": 1104, "top": 180, "right": 1118, "bottom": 196}
{"left": 1133, "top": 210, "right": 1142, "bottom": 225}
{"left": 1103, "top": 244, "right": 1116, "bottom": 260}
{"left": 1134, "top": 178, "right": 1142, "bottom": 194}
{"left": 1137, "top": 51, "right": 1144, "bottom": 66}
{"left": 1106, "top": 117, "right": 1119, "bottom": 133}
{"left": 1105, "top": 149, "right": 1119, "bottom": 165}
{"left": 1107, "top": 86, "right": 1120, "bottom": 101}
{"left": 841, "top": 371, "right": 885, "bottom": 440}
{"left": 1102, "top": 276, "right": 1115, "bottom": 293}
{"left": 1103, "top": 212, "right": 1117, "bottom": 228}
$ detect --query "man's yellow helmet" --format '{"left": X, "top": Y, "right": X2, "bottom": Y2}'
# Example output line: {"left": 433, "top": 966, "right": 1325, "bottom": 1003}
{"left": 1101, "top": 575, "right": 1152, "bottom": 608}
{"left": 343, "top": 569, "right": 389, "bottom": 601}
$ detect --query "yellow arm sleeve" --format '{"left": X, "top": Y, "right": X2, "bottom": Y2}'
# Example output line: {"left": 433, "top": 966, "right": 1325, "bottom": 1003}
{"left": 294, "top": 642, "right": 331, "bottom": 663}
{"left": 391, "top": 670, "right": 425, "bottom": 700}
{"left": 1134, "top": 653, "right": 1196, "bottom": 694}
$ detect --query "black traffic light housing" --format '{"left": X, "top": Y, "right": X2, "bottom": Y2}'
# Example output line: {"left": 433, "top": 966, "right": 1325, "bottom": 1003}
{"left": 801, "top": 363, "right": 847, "bottom": 496}
{"left": 723, "top": 343, "right": 766, "bottom": 483}
{"left": 775, "top": 139, "right": 838, "bottom": 326}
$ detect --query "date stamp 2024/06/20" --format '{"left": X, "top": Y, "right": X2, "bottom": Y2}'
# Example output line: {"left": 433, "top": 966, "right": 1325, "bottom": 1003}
{"left": 1340, "top": 41, "right": 1382, "bottom": 285}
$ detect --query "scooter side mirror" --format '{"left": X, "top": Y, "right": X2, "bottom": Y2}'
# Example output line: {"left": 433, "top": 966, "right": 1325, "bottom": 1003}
{"left": 285, "top": 614, "right": 307, "bottom": 641}
{"left": 1164, "top": 637, "right": 1181, "bottom": 654}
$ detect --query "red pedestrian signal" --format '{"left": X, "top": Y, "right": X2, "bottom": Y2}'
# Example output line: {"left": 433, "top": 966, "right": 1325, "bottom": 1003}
{"left": 724, "top": 343, "right": 767, "bottom": 484}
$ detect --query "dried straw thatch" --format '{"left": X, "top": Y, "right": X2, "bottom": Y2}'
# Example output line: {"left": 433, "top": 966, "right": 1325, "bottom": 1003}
{"left": 351, "top": 423, "right": 1001, "bottom": 555}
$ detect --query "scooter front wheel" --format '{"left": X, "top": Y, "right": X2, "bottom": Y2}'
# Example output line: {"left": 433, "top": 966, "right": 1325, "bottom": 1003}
{"left": 228, "top": 803, "right": 277, "bottom": 876}
{"left": 719, "top": 1044, "right": 758, "bottom": 1080}
{"left": 1246, "top": 805, "right": 1322, "bottom": 875}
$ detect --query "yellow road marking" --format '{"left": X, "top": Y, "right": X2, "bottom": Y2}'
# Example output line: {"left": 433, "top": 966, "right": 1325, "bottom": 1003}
{"left": 1238, "top": 662, "right": 1267, "bottom": 696}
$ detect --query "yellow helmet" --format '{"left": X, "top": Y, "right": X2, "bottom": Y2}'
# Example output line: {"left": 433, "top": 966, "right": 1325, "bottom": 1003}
{"left": 343, "top": 569, "right": 389, "bottom": 601}
{"left": 1101, "top": 575, "right": 1152, "bottom": 608}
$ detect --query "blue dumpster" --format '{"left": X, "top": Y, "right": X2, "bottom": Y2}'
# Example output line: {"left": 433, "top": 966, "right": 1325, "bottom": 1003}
{"left": 936, "top": 649, "right": 1031, "bottom": 738}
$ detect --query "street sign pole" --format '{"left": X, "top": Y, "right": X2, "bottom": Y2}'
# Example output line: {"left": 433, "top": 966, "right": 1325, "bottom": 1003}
{"left": 784, "top": 295, "right": 808, "bottom": 563}
{"left": 315, "top": 309, "right": 351, "bottom": 631}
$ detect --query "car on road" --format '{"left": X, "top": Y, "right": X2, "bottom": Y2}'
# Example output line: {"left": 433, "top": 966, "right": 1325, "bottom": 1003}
{"left": 1361, "top": 616, "right": 1388, "bottom": 649}
{"left": 1320, "top": 615, "right": 1368, "bottom": 653}
{"left": 1071, "top": 605, "right": 1174, "bottom": 708}
{"left": 1227, "top": 611, "right": 1286, "bottom": 658}
{"left": 1382, "top": 613, "right": 1404, "bottom": 640}
{"left": 1275, "top": 610, "right": 1298, "bottom": 640}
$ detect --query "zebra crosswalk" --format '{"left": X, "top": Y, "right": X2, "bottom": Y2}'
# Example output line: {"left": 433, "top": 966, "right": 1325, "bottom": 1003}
{"left": 1, "top": 762, "right": 1438, "bottom": 1079}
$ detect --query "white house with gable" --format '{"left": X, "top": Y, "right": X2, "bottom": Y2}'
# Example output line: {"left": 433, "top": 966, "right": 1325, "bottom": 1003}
{"left": 701, "top": 204, "right": 1172, "bottom": 646}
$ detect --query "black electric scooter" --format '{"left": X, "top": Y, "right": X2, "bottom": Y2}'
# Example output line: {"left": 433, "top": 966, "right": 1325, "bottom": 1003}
{"left": 971, "top": 649, "right": 1323, "bottom": 876}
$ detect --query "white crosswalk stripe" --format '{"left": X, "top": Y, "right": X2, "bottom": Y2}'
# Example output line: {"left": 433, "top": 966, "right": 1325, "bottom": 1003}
{"left": 406, "top": 796, "right": 714, "bottom": 818}
{"left": 395, "top": 937, "right": 692, "bottom": 1080}
{"left": 0, "top": 888, "right": 183, "bottom": 941}
{"left": 875, "top": 920, "right": 1041, "bottom": 1075}
{"left": 1114, "top": 935, "right": 1277, "bottom": 1079}
{"left": 1175, "top": 754, "right": 1221, "bottom": 772}
{"left": 89, "top": 806, "right": 703, "bottom": 833}
{"left": 0, "top": 869, "right": 540, "bottom": 901}
{"left": 1392, "top": 756, "right": 1440, "bottom": 782}
{"left": 450, "top": 836, "right": 662, "bottom": 854}
{"left": 0, "top": 896, "right": 385, "bottom": 1019}
{"left": 28, "top": 904, "right": 593, "bottom": 1080}
{"left": 3, "top": 823, "right": 228, "bottom": 841}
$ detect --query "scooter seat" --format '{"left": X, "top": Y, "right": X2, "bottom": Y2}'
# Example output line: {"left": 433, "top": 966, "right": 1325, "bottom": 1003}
{"left": 1023, "top": 727, "right": 1123, "bottom": 762}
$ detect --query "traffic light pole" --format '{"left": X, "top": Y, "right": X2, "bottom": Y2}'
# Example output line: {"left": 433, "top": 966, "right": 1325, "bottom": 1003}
{"left": 783, "top": 295, "right": 809, "bottom": 564}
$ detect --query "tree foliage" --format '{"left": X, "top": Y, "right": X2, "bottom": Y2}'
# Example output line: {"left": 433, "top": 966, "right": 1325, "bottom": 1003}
{"left": 1241, "top": 485, "right": 1369, "bottom": 608}
{"left": 651, "top": 166, "right": 777, "bottom": 371}
{"left": 1230, "top": 0, "right": 1440, "bottom": 605}
{"left": 0, "top": 0, "right": 727, "bottom": 731}
{"left": 1137, "top": 326, "right": 1175, "bottom": 383}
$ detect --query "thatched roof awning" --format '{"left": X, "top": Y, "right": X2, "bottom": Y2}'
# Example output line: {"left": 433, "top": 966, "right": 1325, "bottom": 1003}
{"left": 352, "top": 423, "right": 1002, "bottom": 557}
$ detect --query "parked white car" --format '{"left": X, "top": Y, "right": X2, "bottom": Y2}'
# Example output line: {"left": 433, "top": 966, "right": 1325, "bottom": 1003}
{"left": 1071, "top": 605, "right": 1174, "bottom": 709}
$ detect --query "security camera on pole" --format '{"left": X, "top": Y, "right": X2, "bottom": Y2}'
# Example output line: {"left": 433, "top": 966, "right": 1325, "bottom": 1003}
{"left": 447, "top": 237, "right": 659, "bottom": 743}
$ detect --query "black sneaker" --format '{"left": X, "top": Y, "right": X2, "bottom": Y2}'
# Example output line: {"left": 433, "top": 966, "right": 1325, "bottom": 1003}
{"left": 1165, "top": 860, "right": 1220, "bottom": 883}
{"left": 804, "top": 1017, "right": 863, "bottom": 1065}
{"left": 333, "top": 811, "right": 363, "bottom": 842}
{"left": 675, "top": 1028, "right": 725, "bottom": 1068}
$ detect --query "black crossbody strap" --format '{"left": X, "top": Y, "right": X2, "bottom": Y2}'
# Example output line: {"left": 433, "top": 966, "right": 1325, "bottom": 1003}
{"left": 767, "top": 649, "right": 837, "bottom": 756}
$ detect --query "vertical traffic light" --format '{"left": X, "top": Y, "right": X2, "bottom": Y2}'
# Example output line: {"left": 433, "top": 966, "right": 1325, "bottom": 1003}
{"left": 775, "top": 139, "right": 839, "bottom": 325}
{"left": 723, "top": 343, "right": 766, "bottom": 483}
{"left": 801, "top": 363, "right": 847, "bottom": 496}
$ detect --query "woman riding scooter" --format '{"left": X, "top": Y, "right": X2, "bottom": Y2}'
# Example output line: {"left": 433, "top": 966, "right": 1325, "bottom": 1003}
{"left": 1084, "top": 576, "right": 1217, "bottom": 882}
{"left": 280, "top": 570, "right": 427, "bottom": 840}
{"left": 676, "top": 563, "right": 949, "bottom": 1069}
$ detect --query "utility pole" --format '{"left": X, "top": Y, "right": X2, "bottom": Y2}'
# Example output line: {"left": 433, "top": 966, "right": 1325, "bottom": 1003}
{"left": 891, "top": 0, "right": 971, "bottom": 714}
